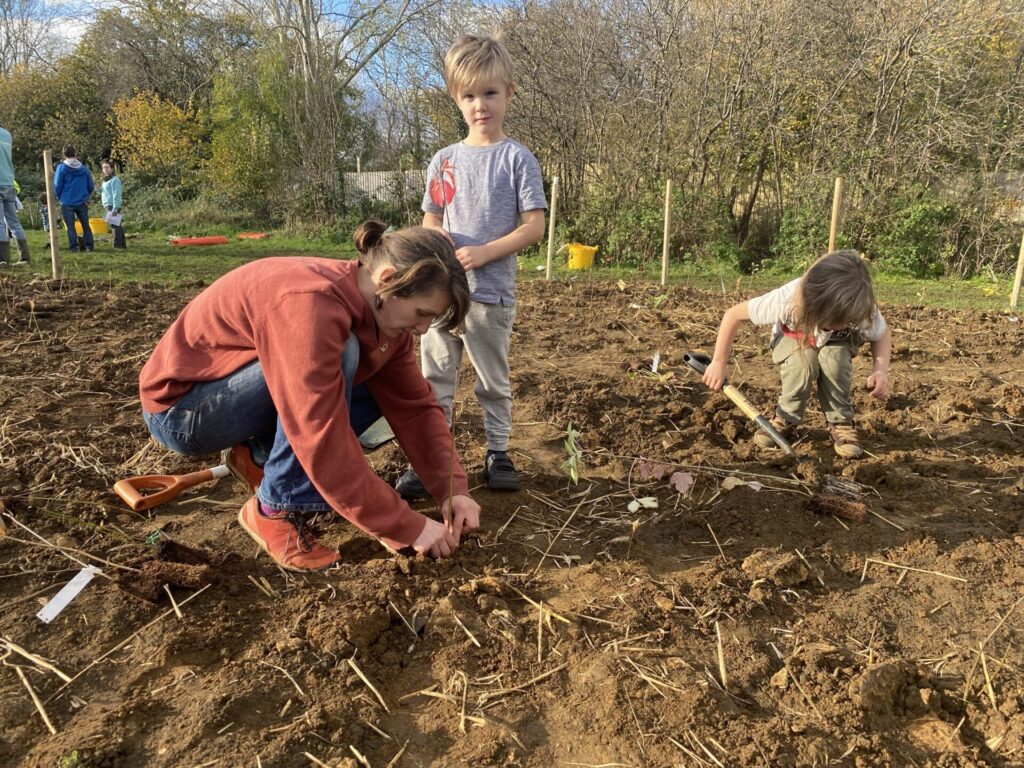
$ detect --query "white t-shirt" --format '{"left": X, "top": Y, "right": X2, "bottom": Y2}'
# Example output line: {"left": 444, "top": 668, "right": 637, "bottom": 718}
{"left": 747, "top": 278, "right": 887, "bottom": 347}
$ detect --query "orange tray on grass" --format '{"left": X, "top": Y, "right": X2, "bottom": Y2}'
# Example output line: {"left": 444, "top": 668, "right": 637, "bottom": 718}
{"left": 169, "top": 236, "right": 230, "bottom": 247}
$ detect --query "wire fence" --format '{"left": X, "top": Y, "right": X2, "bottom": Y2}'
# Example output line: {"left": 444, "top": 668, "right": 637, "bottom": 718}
{"left": 341, "top": 170, "right": 426, "bottom": 207}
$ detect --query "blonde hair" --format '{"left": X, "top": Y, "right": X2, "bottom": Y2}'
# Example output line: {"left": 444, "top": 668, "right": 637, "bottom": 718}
{"left": 353, "top": 220, "right": 469, "bottom": 333}
{"left": 793, "top": 250, "right": 876, "bottom": 335}
{"left": 443, "top": 34, "right": 515, "bottom": 98}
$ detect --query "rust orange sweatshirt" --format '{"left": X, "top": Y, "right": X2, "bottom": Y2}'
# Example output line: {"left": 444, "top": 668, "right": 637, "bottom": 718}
{"left": 139, "top": 257, "right": 468, "bottom": 548}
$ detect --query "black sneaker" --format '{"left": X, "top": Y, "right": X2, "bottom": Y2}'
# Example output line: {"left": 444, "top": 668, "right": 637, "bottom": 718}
{"left": 395, "top": 467, "right": 429, "bottom": 500}
{"left": 483, "top": 451, "right": 520, "bottom": 491}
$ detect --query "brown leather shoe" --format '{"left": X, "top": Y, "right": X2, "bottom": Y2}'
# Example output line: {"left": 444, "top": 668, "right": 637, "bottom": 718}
{"left": 237, "top": 496, "right": 339, "bottom": 572}
{"left": 828, "top": 423, "right": 863, "bottom": 459}
{"left": 223, "top": 443, "right": 264, "bottom": 493}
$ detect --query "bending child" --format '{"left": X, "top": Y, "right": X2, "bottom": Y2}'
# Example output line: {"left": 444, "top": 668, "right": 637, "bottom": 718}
{"left": 396, "top": 33, "right": 547, "bottom": 498}
{"left": 139, "top": 221, "right": 481, "bottom": 570}
{"left": 703, "top": 250, "right": 891, "bottom": 458}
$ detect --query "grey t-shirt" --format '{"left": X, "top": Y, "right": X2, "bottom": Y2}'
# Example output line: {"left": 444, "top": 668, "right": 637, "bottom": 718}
{"left": 422, "top": 138, "right": 547, "bottom": 305}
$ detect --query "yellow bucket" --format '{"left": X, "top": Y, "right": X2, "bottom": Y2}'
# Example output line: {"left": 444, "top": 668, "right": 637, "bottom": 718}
{"left": 75, "top": 217, "right": 111, "bottom": 236}
{"left": 567, "top": 243, "right": 598, "bottom": 270}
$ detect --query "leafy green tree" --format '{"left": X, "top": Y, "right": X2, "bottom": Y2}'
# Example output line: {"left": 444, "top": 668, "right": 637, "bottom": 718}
{"left": 206, "top": 49, "right": 288, "bottom": 218}
{"left": 110, "top": 91, "right": 203, "bottom": 186}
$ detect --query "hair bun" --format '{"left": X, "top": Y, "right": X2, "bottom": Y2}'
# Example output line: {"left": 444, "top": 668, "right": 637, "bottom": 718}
{"left": 353, "top": 220, "right": 387, "bottom": 255}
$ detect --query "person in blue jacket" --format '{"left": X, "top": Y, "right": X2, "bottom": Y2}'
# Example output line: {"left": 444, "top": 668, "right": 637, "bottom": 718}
{"left": 53, "top": 145, "right": 95, "bottom": 252}
{"left": 100, "top": 160, "right": 125, "bottom": 249}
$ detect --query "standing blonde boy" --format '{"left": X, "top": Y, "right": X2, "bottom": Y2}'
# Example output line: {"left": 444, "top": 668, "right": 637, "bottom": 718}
{"left": 396, "top": 34, "right": 547, "bottom": 497}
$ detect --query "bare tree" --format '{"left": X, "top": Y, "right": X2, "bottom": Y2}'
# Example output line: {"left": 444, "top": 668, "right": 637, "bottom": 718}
{"left": 0, "top": 0, "right": 73, "bottom": 73}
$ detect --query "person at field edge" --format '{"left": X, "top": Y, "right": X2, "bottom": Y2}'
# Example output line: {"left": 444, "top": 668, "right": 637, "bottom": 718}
{"left": 0, "top": 126, "right": 30, "bottom": 267}
{"left": 39, "top": 193, "right": 53, "bottom": 232}
{"left": 395, "top": 33, "right": 547, "bottom": 500}
{"left": 100, "top": 160, "right": 126, "bottom": 249}
{"left": 702, "top": 250, "right": 892, "bottom": 459}
{"left": 53, "top": 144, "right": 95, "bottom": 253}
{"left": 138, "top": 221, "right": 481, "bottom": 571}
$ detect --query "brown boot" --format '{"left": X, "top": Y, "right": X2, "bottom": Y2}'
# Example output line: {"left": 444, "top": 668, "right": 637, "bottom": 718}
{"left": 15, "top": 239, "right": 30, "bottom": 264}
{"left": 753, "top": 414, "right": 795, "bottom": 448}
{"left": 828, "top": 423, "right": 863, "bottom": 459}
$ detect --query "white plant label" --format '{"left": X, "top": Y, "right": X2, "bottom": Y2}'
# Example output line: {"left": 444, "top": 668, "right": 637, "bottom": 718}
{"left": 37, "top": 566, "right": 102, "bottom": 624}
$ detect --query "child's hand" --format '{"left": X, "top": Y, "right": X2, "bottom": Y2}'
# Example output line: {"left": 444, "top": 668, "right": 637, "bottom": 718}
{"left": 702, "top": 359, "right": 729, "bottom": 390}
{"left": 866, "top": 371, "right": 889, "bottom": 399}
{"left": 456, "top": 245, "right": 489, "bottom": 270}
{"left": 412, "top": 517, "right": 459, "bottom": 558}
{"left": 442, "top": 494, "right": 481, "bottom": 544}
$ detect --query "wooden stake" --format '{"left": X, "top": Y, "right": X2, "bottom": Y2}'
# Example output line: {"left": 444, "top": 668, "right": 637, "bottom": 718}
{"left": 829, "top": 176, "right": 844, "bottom": 253}
{"left": 15, "top": 665, "right": 57, "bottom": 733}
{"left": 1011, "top": 229, "right": 1024, "bottom": 310}
{"left": 42, "top": 149, "right": 62, "bottom": 279}
{"left": 544, "top": 176, "right": 560, "bottom": 280}
{"left": 661, "top": 178, "right": 673, "bottom": 286}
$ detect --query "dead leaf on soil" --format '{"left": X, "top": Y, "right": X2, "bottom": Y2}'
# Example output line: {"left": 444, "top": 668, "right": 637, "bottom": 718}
{"left": 721, "top": 476, "right": 763, "bottom": 491}
{"left": 670, "top": 471, "right": 694, "bottom": 496}
{"left": 637, "top": 460, "right": 672, "bottom": 481}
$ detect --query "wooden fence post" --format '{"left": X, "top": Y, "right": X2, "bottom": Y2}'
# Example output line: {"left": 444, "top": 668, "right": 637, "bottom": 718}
{"left": 828, "top": 176, "right": 844, "bottom": 253}
{"left": 1011, "top": 230, "right": 1024, "bottom": 310}
{"left": 545, "top": 176, "right": 560, "bottom": 280}
{"left": 43, "top": 149, "right": 61, "bottom": 280}
{"left": 661, "top": 178, "right": 672, "bottom": 286}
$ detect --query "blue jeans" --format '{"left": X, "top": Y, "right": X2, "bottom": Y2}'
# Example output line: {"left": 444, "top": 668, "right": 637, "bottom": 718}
{"left": 61, "top": 203, "right": 93, "bottom": 250}
{"left": 143, "top": 336, "right": 383, "bottom": 512}
{"left": 0, "top": 186, "right": 19, "bottom": 242}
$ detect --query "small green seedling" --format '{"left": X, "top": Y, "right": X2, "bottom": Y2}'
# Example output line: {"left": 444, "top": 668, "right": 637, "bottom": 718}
{"left": 561, "top": 423, "right": 583, "bottom": 484}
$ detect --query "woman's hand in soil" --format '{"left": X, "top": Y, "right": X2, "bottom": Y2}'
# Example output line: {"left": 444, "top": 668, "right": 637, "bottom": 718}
{"left": 442, "top": 494, "right": 481, "bottom": 544}
{"left": 866, "top": 371, "right": 889, "bottom": 399}
{"left": 412, "top": 518, "right": 460, "bottom": 559}
{"left": 702, "top": 359, "right": 729, "bottom": 390}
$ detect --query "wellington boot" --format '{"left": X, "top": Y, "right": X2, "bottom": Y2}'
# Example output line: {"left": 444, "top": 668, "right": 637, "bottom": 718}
{"left": 0, "top": 240, "right": 9, "bottom": 265}
{"left": 16, "top": 239, "right": 30, "bottom": 264}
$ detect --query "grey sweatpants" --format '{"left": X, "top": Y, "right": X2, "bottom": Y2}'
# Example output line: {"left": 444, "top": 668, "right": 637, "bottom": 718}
{"left": 771, "top": 334, "right": 862, "bottom": 425}
{"left": 420, "top": 300, "right": 516, "bottom": 452}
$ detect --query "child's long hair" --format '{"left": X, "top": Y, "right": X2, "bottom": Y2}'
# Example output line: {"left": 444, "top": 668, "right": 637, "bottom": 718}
{"left": 354, "top": 220, "right": 469, "bottom": 333}
{"left": 793, "top": 250, "right": 876, "bottom": 336}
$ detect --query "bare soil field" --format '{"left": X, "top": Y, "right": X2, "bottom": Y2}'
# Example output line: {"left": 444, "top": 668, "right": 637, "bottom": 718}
{"left": 1, "top": 273, "right": 1022, "bottom": 768}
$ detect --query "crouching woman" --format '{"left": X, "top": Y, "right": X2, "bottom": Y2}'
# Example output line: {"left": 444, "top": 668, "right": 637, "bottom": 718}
{"left": 138, "top": 221, "right": 480, "bottom": 571}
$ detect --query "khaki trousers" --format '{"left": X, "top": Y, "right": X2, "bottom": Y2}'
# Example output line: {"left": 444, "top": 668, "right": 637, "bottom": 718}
{"left": 771, "top": 334, "right": 861, "bottom": 425}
